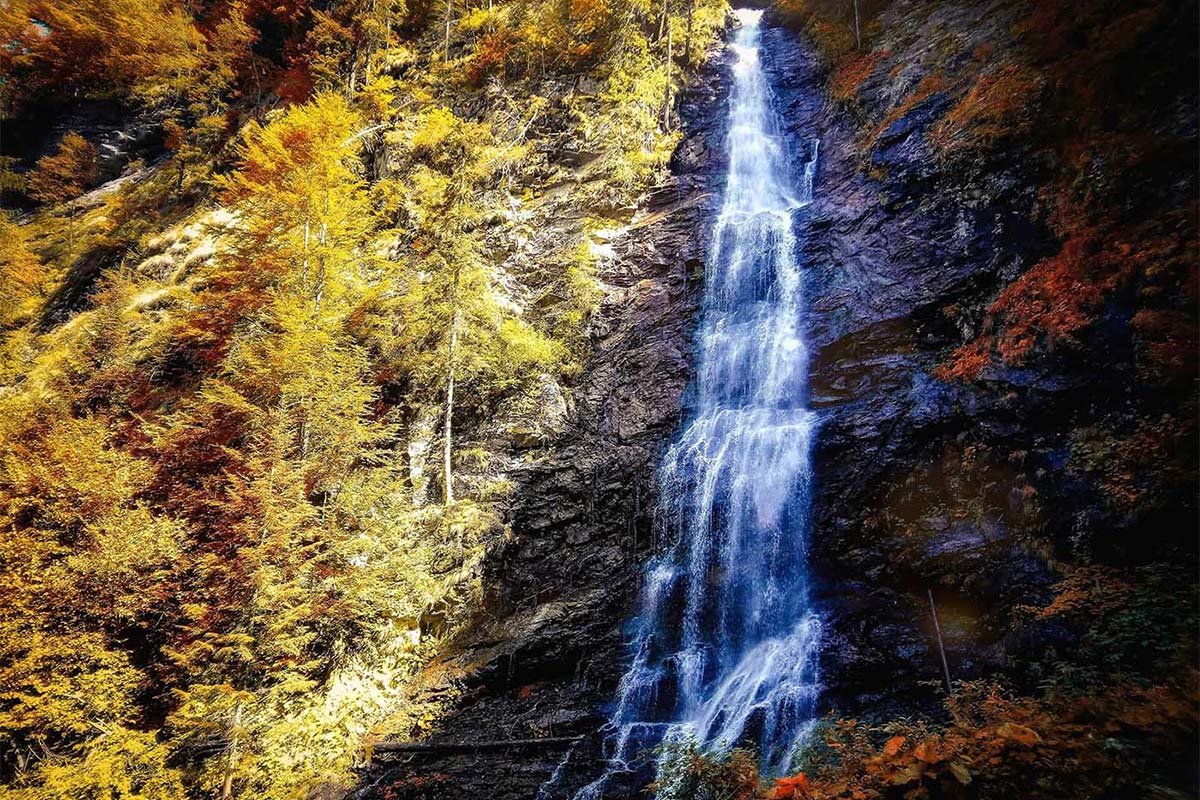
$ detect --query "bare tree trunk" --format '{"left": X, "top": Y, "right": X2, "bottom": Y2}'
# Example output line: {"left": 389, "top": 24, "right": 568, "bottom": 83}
{"left": 443, "top": 308, "right": 459, "bottom": 507}
{"left": 220, "top": 703, "right": 243, "bottom": 800}
{"left": 928, "top": 589, "right": 953, "bottom": 696}
{"left": 250, "top": 56, "right": 263, "bottom": 105}
{"left": 662, "top": 25, "right": 673, "bottom": 131}
{"left": 444, "top": 0, "right": 453, "bottom": 62}
{"left": 315, "top": 218, "right": 327, "bottom": 314}
{"left": 301, "top": 217, "right": 311, "bottom": 290}
{"left": 853, "top": 0, "right": 861, "bottom": 50}
{"left": 683, "top": 0, "right": 694, "bottom": 64}
{"left": 366, "top": 0, "right": 379, "bottom": 83}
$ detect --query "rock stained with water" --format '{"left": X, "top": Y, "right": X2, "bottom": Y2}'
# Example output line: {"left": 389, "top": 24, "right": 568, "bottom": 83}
{"left": 569, "top": 11, "right": 822, "bottom": 797}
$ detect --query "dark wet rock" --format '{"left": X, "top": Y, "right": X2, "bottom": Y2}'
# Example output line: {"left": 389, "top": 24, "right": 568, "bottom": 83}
{"left": 5, "top": 99, "right": 165, "bottom": 192}
{"left": 928, "top": 520, "right": 999, "bottom": 553}
{"left": 755, "top": 13, "right": 1073, "bottom": 722}
{"left": 756, "top": 0, "right": 1198, "bottom": 728}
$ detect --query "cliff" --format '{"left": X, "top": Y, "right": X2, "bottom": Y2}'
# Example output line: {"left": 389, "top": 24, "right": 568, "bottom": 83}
{"left": 361, "top": 3, "right": 1198, "bottom": 798}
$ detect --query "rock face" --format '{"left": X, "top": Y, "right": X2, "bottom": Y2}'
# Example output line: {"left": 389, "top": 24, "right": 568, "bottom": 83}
{"left": 356, "top": 3, "right": 1197, "bottom": 797}
{"left": 757, "top": 17, "right": 1050, "bottom": 718}
{"left": 757, "top": 0, "right": 1196, "bottom": 723}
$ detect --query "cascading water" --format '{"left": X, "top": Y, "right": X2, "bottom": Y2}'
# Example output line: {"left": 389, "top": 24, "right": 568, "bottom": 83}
{"left": 560, "top": 10, "right": 822, "bottom": 798}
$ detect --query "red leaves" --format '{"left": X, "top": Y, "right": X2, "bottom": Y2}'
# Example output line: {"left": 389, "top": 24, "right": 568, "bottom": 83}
{"left": 772, "top": 773, "right": 812, "bottom": 799}
{"left": 468, "top": 31, "right": 515, "bottom": 84}
{"left": 26, "top": 131, "right": 98, "bottom": 206}
{"left": 911, "top": 740, "right": 942, "bottom": 764}
{"left": 993, "top": 722, "right": 1042, "bottom": 747}
{"left": 935, "top": 337, "right": 991, "bottom": 382}
{"left": 930, "top": 63, "right": 1043, "bottom": 152}
{"left": 829, "top": 51, "right": 887, "bottom": 102}
{"left": 988, "top": 228, "right": 1108, "bottom": 364}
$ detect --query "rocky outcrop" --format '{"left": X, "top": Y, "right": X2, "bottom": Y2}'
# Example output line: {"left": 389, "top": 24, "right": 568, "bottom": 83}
{"left": 760, "top": 0, "right": 1196, "bottom": 721}
{"left": 755, "top": 15, "right": 1057, "bottom": 718}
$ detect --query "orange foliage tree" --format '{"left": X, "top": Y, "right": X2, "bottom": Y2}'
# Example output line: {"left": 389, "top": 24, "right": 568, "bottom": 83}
{"left": 25, "top": 132, "right": 97, "bottom": 207}
{"left": 0, "top": 0, "right": 203, "bottom": 107}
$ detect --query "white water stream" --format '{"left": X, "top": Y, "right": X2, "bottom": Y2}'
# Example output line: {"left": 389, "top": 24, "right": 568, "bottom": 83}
{"left": 550, "top": 11, "right": 823, "bottom": 797}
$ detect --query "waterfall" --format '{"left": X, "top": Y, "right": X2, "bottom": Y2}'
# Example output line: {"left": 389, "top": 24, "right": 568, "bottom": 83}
{"left": 567, "top": 10, "right": 822, "bottom": 797}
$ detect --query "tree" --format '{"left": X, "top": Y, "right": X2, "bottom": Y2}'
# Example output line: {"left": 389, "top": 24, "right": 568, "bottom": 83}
{"left": 384, "top": 106, "right": 564, "bottom": 506}
{"left": 279, "top": 0, "right": 406, "bottom": 100}
{"left": 0, "top": 0, "right": 204, "bottom": 109}
{"left": 155, "top": 94, "right": 396, "bottom": 798}
{"left": 26, "top": 132, "right": 96, "bottom": 206}
{"left": 0, "top": 405, "right": 184, "bottom": 794}
{"left": 0, "top": 216, "right": 44, "bottom": 326}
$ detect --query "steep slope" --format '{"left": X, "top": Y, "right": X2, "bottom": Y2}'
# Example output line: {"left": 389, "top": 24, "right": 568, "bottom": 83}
{"left": 0, "top": 1, "right": 1194, "bottom": 799}
{"left": 0, "top": 1, "right": 732, "bottom": 798}
{"left": 352, "top": 38, "right": 732, "bottom": 800}
{"left": 771, "top": 0, "right": 1198, "bottom": 723}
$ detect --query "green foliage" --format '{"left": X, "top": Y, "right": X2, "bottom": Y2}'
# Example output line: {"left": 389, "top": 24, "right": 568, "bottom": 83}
{"left": 653, "top": 737, "right": 761, "bottom": 800}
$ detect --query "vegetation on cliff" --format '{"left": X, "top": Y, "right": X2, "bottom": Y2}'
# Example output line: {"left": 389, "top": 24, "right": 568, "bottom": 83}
{"left": 0, "top": 0, "right": 726, "bottom": 796}
{"left": 0, "top": 0, "right": 1195, "bottom": 798}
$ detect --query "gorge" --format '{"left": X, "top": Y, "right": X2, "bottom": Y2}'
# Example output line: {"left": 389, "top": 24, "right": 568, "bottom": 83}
{"left": 0, "top": 1, "right": 1195, "bottom": 800}
{"left": 359, "top": 4, "right": 1200, "bottom": 797}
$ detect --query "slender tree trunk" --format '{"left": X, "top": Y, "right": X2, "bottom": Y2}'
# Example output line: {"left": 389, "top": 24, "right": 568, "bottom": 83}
{"left": 444, "top": 0, "right": 453, "bottom": 62}
{"left": 0, "top": 87, "right": 6, "bottom": 214}
{"left": 301, "top": 217, "right": 311, "bottom": 289}
{"left": 315, "top": 219, "right": 327, "bottom": 314}
{"left": 443, "top": 307, "right": 459, "bottom": 507}
{"left": 853, "top": 0, "right": 861, "bottom": 50}
{"left": 366, "top": 0, "right": 379, "bottom": 83}
{"left": 928, "top": 589, "right": 953, "bottom": 696}
{"left": 662, "top": 26, "right": 673, "bottom": 131}
{"left": 220, "top": 703, "right": 243, "bottom": 800}
{"left": 683, "top": 0, "right": 694, "bottom": 64}
{"left": 298, "top": 213, "right": 317, "bottom": 462}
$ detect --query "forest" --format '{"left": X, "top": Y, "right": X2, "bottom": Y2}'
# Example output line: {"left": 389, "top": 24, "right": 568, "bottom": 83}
{"left": 0, "top": 0, "right": 1195, "bottom": 799}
